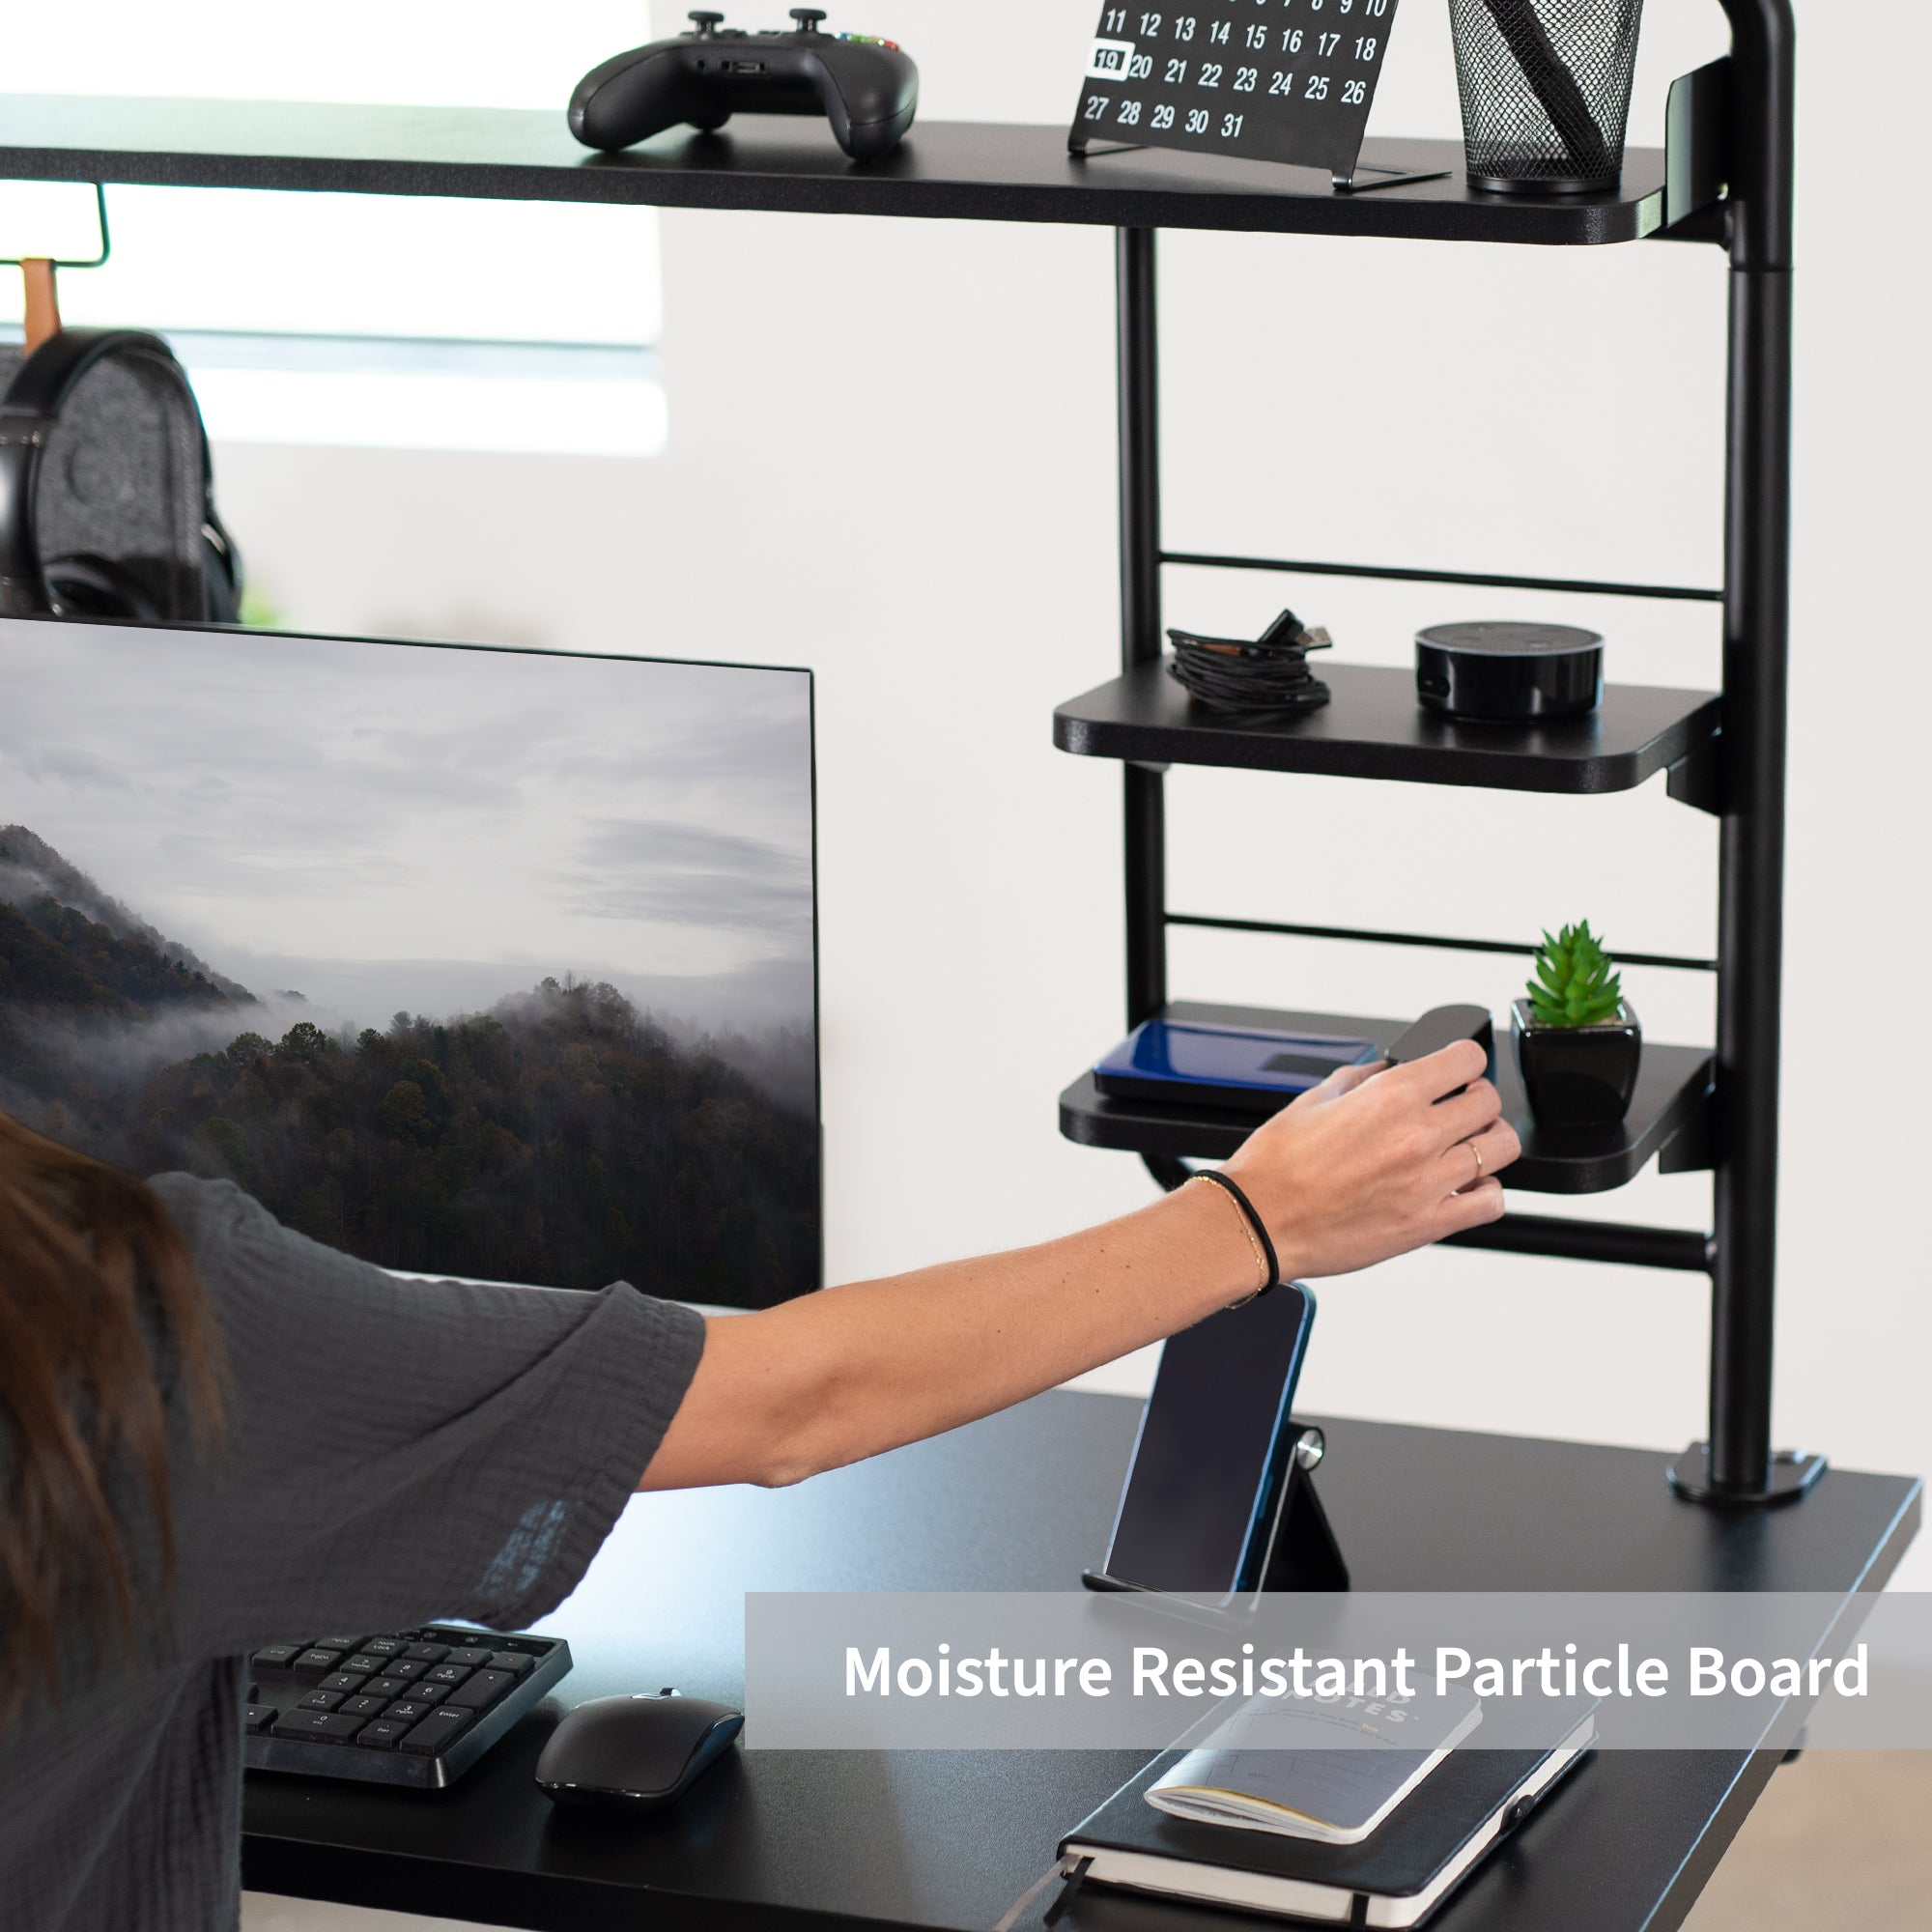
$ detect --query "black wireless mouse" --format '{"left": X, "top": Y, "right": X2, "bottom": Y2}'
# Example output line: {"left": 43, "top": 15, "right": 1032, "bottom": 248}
{"left": 534, "top": 1690, "right": 744, "bottom": 1812}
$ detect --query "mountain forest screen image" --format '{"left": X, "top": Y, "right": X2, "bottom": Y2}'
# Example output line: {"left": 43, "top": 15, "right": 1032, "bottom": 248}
{"left": 0, "top": 623, "right": 818, "bottom": 1306}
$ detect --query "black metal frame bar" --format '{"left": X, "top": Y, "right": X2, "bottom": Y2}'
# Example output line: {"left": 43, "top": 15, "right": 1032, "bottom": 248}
{"left": 1118, "top": 227, "right": 1166, "bottom": 1031}
{"left": 1166, "top": 912, "right": 1717, "bottom": 975}
{"left": 1446, "top": 1214, "right": 1713, "bottom": 1274}
{"left": 1109, "top": 1, "right": 1804, "bottom": 1507}
{"left": 1160, "top": 549, "right": 1722, "bottom": 605}
{"left": 1705, "top": 0, "right": 1798, "bottom": 1499}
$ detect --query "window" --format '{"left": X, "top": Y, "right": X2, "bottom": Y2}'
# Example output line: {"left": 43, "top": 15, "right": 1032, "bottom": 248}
{"left": 1, "top": 2, "right": 666, "bottom": 454}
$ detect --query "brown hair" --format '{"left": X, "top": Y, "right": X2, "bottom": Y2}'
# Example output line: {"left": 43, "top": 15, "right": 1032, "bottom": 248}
{"left": 0, "top": 1113, "right": 225, "bottom": 1719}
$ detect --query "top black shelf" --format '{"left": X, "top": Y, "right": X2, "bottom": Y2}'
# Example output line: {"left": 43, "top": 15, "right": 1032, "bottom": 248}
{"left": 0, "top": 97, "right": 1679, "bottom": 244}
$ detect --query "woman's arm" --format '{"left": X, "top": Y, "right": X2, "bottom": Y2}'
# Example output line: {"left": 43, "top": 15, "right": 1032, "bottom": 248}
{"left": 640, "top": 1040, "right": 1517, "bottom": 1492}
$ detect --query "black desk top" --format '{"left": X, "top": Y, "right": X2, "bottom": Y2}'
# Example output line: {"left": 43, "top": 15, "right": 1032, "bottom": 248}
{"left": 0, "top": 98, "right": 1676, "bottom": 245}
{"left": 242, "top": 1394, "right": 1919, "bottom": 1932}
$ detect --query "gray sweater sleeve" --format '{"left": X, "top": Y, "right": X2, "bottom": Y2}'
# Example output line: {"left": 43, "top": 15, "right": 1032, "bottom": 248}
{"left": 148, "top": 1173, "right": 708, "bottom": 1659}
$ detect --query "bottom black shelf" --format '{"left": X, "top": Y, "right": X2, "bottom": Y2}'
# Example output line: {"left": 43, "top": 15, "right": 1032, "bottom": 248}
{"left": 1060, "top": 1000, "right": 1715, "bottom": 1196}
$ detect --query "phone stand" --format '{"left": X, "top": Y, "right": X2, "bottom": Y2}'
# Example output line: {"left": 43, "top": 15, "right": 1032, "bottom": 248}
{"left": 1257, "top": 1426, "right": 1350, "bottom": 1594}
{"left": 1081, "top": 1424, "right": 1350, "bottom": 1602}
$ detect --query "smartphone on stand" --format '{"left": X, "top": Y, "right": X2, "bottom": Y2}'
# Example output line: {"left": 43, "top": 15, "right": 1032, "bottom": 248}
{"left": 1090, "top": 1283, "right": 1318, "bottom": 1608}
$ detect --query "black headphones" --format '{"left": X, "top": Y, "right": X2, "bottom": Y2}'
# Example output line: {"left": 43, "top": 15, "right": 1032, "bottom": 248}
{"left": 0, "top": 327, "right": 242, "bottom": 624}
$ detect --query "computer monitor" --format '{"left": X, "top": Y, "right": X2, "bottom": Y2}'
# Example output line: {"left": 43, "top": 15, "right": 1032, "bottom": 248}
{"left": 0, "top": 617, "right": 819, "bottom": 1308}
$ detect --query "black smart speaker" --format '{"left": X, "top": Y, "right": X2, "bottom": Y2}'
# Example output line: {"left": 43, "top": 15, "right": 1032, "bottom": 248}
{"left": 1415, "top": 621, "right": 1604, "bottom": 721}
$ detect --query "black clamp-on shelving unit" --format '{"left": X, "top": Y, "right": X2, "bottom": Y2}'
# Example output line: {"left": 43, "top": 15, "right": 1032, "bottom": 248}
{"left": 0, "top": 4, "right": 1806, "bottom": 1518}
{"left": 1055, "top": 0, "right": 1812, "bottom": 1514}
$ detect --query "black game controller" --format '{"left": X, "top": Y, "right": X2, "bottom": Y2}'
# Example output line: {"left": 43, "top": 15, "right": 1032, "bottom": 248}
{"left": 569, "top": 10, "right": 919, "bottom": 162}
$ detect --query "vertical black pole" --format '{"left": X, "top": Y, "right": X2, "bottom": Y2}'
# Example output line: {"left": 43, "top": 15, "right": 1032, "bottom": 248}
{"left": 1706, "top": 2, "right": 1796, "bottom": 1496}
{"left": 1119, "top": 227, "right": 1166, "bottom": 1029}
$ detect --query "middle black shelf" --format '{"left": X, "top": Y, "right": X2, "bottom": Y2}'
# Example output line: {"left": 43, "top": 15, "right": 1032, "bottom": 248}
{"left": 1061, "top": 1001, "right": 1716, "bottom": 1195}
{"left": 1053, "top": 660, "right": 1721, "bottom": 795}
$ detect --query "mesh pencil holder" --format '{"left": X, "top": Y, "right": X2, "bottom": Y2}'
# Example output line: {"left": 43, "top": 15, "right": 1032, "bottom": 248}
{"left": 1449, "top": 0, "right": 1645, "bottom": 194}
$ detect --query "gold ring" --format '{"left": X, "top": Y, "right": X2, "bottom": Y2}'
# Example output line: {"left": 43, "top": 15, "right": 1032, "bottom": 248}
{"left": 1470, "top": 1141, "right": 1486, "bottom": 1180}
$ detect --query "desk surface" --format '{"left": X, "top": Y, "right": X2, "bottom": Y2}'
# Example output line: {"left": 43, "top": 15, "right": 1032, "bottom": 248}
{"left": 242, "top": 1395, "right": 1919, "bottom": 1932}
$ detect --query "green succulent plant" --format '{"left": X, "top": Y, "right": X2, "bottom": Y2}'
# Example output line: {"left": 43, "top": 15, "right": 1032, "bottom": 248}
{"left": 1526, "top": 921, "right": 1625, "bottom": 1029}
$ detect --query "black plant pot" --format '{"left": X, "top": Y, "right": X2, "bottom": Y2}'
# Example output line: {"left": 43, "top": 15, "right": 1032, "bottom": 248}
{"left": 1512, "top": 998, "right": 1641, "bottom": 1129}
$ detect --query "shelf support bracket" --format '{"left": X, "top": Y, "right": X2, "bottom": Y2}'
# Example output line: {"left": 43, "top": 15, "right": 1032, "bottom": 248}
{"left": 1665, "top": 739, "right": 1721, "bottom": 815}
{"left": 1663, "top": 57, "right": 1731, "bottom": 234}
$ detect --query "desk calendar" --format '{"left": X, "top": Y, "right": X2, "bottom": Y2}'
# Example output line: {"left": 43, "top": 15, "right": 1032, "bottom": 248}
{"left": 1069, "top": 0, "right": 1430, "bottom": 190}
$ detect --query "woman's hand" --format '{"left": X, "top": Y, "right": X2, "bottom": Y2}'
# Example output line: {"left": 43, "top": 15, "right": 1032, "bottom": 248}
{"left": 1221, "top": 1041, "right": 1519, "bottom": 1281}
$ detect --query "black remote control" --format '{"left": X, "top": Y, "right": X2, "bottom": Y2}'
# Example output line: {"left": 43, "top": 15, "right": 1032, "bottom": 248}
{"left": 1384, "top": 1005, "right": 1496, "bottom": 1099}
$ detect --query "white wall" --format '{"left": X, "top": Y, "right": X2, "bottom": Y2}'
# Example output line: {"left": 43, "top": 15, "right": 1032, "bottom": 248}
{"left": 206, "top": 0, "right": 1932, "bottom": 1581}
